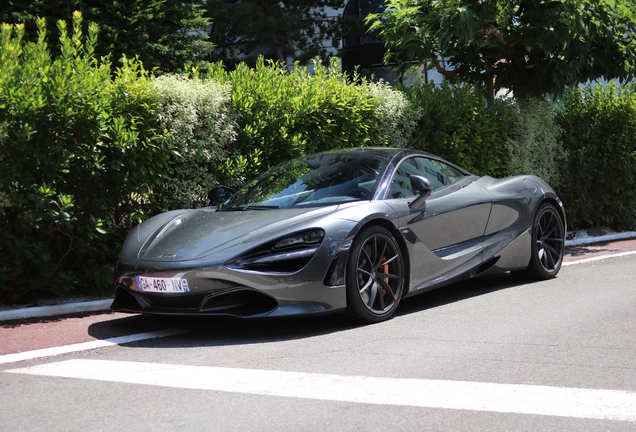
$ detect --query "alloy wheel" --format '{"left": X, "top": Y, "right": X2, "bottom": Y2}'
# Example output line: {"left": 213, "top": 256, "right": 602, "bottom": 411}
{"left": 535, "top": 205, "right": 565, "bottom": 274}
{"left": 354, "top": 232, "right": 403, "bottom": 314}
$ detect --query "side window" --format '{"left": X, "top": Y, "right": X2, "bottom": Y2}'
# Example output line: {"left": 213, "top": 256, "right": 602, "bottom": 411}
{"left": 433, "top": 161, "right": 464, "bottom": 184}
{"left": 429, "top": 159, "right": 464, "bottom": 184}
{"left": 389, "top": 159, "right": 416, "bottom": 198}
{"left": 413, "top": 157, "right": 446, "bottom": 189}
{"left": 389, "top": 157, "right": 465, "bottom": 198}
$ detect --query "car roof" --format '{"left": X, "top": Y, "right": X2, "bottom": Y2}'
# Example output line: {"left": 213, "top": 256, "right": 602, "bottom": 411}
{"left": 313, "top": 147, "right": 471, "bottom": 175}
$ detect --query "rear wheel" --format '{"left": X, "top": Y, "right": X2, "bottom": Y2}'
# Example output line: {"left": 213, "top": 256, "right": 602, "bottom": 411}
{"left": 345, "top": 226, "right": 404, "bottom": 323}
{"left": 523, "top": 202, "right": 565, "bottom": 280}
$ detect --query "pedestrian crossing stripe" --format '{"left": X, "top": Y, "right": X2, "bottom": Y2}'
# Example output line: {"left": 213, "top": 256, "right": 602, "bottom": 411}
{"left": 6, "top": 359, "right": 636, "bottom": 422}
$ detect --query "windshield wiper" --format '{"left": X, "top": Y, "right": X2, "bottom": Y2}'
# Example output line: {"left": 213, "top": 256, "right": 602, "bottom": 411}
{"left": 245, "top": 205, "right": 280, "bottom": 210}
{"left": 224, "top": 205, "right": 281, "bottom": 211}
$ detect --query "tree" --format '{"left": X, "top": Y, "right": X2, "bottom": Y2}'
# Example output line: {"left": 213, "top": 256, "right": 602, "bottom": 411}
{"left": 366, "top": 0, "right": 636, "bottom": 99}
{"left": 206, "top": 0, "right": 345, "bottom": 67}
{"left": 0, "top": 0, "right": 213, "bottom": 73}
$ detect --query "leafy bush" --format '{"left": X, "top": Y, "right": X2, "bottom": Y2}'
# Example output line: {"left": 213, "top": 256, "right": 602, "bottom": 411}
{"left": 208, "top": 58, "right": 383, "bottom": 183}
{"left": 0, "top": 122, "right": 9, "bottom": 214}
{"left": 210, "top": 58, "right": 373, "bottom": 165}
{"left": 404, "top": 81, "right": 514, "bottom": 177}
{"left": 152, "top": 74, "right": 236, "bottom": 208}
{"left": 505, "top": 98, "right": 567, "bottom": 187}
{"left": 0, "top": 13, "right": 170, "bottom": 301}
{"left": 366, "top": 80, "right": 420, "bottom": 148}
{"left": 557, "top": 83, "right": 636, "bottom": 230}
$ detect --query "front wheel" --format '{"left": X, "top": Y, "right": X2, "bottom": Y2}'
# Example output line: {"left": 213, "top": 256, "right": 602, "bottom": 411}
{"left": 523, "top": 202, "right": 565, "bottom": 280}
{"left": 345, "top": 226, "right": 404, "bottom": 323}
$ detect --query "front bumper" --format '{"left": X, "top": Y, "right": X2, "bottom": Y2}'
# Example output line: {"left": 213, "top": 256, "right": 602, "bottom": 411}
{"left": 111, "top": 254, "right": 349, "bottom": 319}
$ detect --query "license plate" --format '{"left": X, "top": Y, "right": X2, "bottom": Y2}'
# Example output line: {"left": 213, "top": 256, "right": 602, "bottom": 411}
{"left": 136, "top": 276, "right": 190, "bottom": 293}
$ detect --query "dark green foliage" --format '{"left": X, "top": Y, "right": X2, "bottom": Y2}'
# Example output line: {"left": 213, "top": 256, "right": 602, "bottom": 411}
{"left": 0, "top": 14, "right": 172, "bottom": 301}
{"left": 505, "top": 98, "right": 567, "bottom": 187}
{"left": 404, "top": 81, "right": 513, "bottom": 177}
{"left": 368, "top": 0, "right": 636, "bottom": 100}
{"left": 0, "top": 0, "right": 213, "bottom": 73}
{"left": 206, "top": 0, "right": 344, "bottom": 67}
{"left": 556, "top": 83, "right": 636, "bottom": 231}
{"left": 207, "top": 58, "right": 380, "bottom": 186}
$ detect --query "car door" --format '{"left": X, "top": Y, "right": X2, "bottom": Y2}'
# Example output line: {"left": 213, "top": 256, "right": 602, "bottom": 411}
{"left": 385, "top": 156, "right": 492, "bottom": 292}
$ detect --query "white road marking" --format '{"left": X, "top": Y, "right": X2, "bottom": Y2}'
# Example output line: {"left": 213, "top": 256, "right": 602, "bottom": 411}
{"left": 7, "top": 359, "right": 636, "bottom": 422}
{"left": 563, "top": 250, "right": 636, "bottom": 266}
{"left": 0, "top": 330, "right": 186, "bottom": 365}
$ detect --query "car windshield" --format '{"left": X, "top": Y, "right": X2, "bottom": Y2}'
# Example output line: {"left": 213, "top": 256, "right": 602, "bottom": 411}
{"left": 222, "top": 151, "right": 389, "bottom": 210}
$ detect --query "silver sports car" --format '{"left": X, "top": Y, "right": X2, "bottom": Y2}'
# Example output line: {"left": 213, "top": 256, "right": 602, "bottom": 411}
{"left": 111, "top": 147, "right": 566, "bottom": 323}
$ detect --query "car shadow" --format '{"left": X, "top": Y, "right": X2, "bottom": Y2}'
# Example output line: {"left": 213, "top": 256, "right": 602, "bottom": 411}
{"left": 87, "top": 273, "right": 534, "bottom": 348}
{"left": 565, "top": 244, "right": 613, "bottom": 258}
{"left": 396, "top": 272, "right": 525, "bottom": 316}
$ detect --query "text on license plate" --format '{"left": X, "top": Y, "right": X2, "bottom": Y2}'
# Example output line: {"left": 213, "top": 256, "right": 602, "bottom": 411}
{"left": 136, "top": 276, "right": 190, "bottom": 293}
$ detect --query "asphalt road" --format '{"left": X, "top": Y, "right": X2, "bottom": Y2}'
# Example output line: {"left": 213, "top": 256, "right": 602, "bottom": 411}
{"left": 1, "top": 251, "right": 635, "bottom": 431}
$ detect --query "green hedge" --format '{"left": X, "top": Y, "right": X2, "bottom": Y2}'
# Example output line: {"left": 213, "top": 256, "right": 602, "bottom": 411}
{"left": 505, "top": 97, "right": 567, "bottom": 187}
{"left": 403, "top": 82, "right": 567, "bottom": 188}
{"left": 0, "top": 14, "right": 171, "bottom": 301}
{"left": 152, "top": 74, "right": 236, "bottom": 209}
{"left": 206, "top": 58, "right": 419, "bottom": 186}
{"left": 403, "top": 80, "right": 636, "bottom": 231}
{"left": 404, "top": 82, "right": 514, "bottom": 178}
{"left": 556, "top": 83, "right": 636, "bottom": 230}
{"left": 207, "top": 58, "right": 377, "bottom": 184}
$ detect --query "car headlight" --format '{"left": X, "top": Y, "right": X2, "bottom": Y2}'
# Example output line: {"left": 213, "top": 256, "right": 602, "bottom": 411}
{"left": 228, "top": 229, "right": 325, "bottom": 273}
{"left": 273, "top": 230, "right": 324, "bottom": 250}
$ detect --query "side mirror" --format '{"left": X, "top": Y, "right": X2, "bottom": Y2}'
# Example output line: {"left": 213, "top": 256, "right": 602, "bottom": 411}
{"left": 208, "top": 185, "right": 234, "bottom": 208}
{"left": 408, "top": 175, "right": 433, "bottom": 209}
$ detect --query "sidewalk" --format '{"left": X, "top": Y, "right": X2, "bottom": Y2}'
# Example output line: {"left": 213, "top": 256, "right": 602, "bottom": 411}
{"left": 1, "top": 232, "right": 635, "bottom": 323}
{"left": 563, "top": 237, "right": 636, "bottom": 263}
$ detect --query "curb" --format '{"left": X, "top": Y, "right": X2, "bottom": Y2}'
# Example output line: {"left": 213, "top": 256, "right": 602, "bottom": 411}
{"left": 564, "top": 231, "right": 636, "bottom": 247}
{"left": 2, "top": 232, "right": 636, "bottom": 323}
{"left": 0, "top": 299, "right": 112, "bottom": 322}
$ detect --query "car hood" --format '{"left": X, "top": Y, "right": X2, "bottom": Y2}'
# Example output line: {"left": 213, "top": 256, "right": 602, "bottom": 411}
{"left": 136, "top": 206, "right": 339, "bottom": 262}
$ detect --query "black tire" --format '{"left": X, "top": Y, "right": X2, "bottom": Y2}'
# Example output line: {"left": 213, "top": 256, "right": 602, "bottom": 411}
{"left": 523, "top": 202, "right": 565, "bottom": 280}
{"left": 345, "top": 225, "right": 404, "bottom": 323}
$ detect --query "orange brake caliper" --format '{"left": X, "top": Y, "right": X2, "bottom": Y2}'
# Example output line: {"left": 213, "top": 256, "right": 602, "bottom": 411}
{"left": 380, "top": 257, "right": 389, "bottom": 296}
